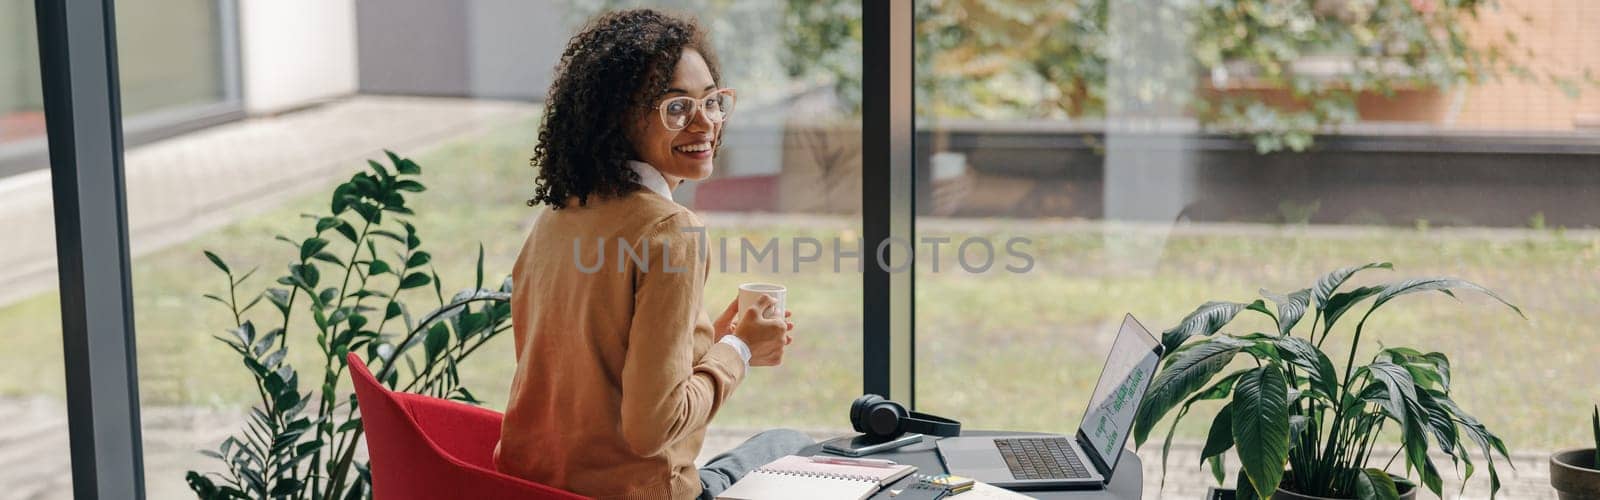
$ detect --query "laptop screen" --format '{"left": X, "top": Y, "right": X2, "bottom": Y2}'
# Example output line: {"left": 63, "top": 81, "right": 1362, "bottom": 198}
{"left": 1077, "top": 314, "right": 1162, "bottom": 471}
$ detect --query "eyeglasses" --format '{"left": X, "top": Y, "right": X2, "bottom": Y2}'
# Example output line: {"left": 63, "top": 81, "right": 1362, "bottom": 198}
{"left": 653, "top": 88, "right": 736, "bottom": 131}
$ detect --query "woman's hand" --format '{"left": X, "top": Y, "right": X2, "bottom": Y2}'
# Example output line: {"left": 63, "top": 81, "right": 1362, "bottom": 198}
{"left": 713, "top": 298, "right": 741, "bottom": 342}
{"left": 715, "top": 297, "right": 794, "bottom": 344}
{"left": 732, "top": 295, "right": 792, "bottom": 366}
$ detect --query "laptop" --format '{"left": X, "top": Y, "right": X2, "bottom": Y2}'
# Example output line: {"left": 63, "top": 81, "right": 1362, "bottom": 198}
{"left": 936, "top": 314, "right": 1164, "bottom": 490}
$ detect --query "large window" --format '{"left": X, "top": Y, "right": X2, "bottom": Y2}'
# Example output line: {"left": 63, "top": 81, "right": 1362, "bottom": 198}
{"left": 1, "top": 0, "right": 234, "bottom": 174}
{"left": 26, "top": 0, "right": 1600, "bottom": 496}
{"left": 0, "top": 62, "right": 72, "bottom": 496}
{"left": 13, "top": 0, "right": 866, "bottom": 495}
{"left": 913, "top": 0, "right": 1599, "bottom": 496}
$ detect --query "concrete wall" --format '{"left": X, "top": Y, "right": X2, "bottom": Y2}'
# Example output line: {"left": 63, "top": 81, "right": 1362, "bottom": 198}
{"left": 356, "top": 0, "right": 566, "bottom": 101}
{"left": 356, "top": 0, "right": 469, "bottom": 97}
{"left": 468, "top": 0, "right": 566, "bottom": 100}
{"left": 239, "top": 0, "right": 359, "bottom": 115}
{"left": 356, "top": 0, "right": 569, "bottom": 99}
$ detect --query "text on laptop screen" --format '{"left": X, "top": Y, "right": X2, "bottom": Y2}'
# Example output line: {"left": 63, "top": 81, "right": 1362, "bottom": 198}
{"left": 1079, "top": 315, "right": 1162, "bottom": 463}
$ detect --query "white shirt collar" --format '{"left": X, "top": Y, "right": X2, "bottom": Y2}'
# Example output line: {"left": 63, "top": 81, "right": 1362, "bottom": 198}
{"left": 625, "top": 160, "right": 673, "bottom": 200}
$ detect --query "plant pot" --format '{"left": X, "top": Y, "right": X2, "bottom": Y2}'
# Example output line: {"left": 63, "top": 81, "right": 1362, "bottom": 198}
{"left": 1201, "top": 84, "right": 1452, "bottom": 125}
{"left": 1269, "top": 474, "right": 1417, "bottom": 500}
{"left": 1202, "top": 56, "right": 1457, "bottom": 125}
{"left": 1203, "top": 480, "right": 1420, "bottom": 500}
{"left": 1205, "top": 487, "right": 1237, "bottom": 500}
{"left": 1550, "top": 448, "right": 1600, "bottom": 500}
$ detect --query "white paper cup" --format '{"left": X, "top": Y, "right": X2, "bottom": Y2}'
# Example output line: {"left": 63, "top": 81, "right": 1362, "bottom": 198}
{"left": 737, "top": 283, "right": 786, "bottom": 320}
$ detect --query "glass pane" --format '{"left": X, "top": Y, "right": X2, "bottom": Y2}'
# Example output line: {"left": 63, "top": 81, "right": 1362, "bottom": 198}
{"left": 121, "top": 1, "right": 860, "bottom": 497}
{"left": 915, "top": 0, "right": 1598, "bottom": 497}
{"left": 0, "top": 1, "right": 46, "bottom": 148}
{"left": 116, "top": 0, "right": 225, "bottom": 114}
{"left": 0, "top": 5, "right": 71, "bottom": 493}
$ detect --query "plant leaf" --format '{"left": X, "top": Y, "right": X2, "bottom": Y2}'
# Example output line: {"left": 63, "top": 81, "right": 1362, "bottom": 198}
{"left": 290, "top": 263, "right": 320, "bottom": 289}
{"left": 1404, "top": 415, "right": 1445, "bottom": 497}
{"left": 1365, "top": 361, "right": 1419, "bottom": 425}
{"left": 1274, "top": 336, "right": 1337, "bottom": 400}
{"left": 424, "top": 322, "right": 449, "bottom": 361}
{"left": 1133, "top": 336, "right": 1252, "bottom": 447}
{"left": 1287, "top": 415, "right": 1308, "bottom": 451}
{"left": 204, "top": 294, "right": 231, "bottom": 309}
{"left": 1235, "top": 467, "right": 1261, "bottom": 500}
{"left": 1312, "top": 262, "right": 1392, "bottom": 313}
{"left": 312, "top": 251, "right": 344, "bottom": 266}
{"left": 1261, "top": 288, "right": 1310, "bottom": 336}
{"left": 300, "top": 238, "right": 329, "bottom": 262}
{"left": 475, "top": 243, "right": 485, "bottom": 291}
{"left": 390, "top": 150, "right": 421, "bottom": 175}
{"left": 1323, "top": 285, "right": 1384, "bottom": 332}
{"left": 1161, "top": 301, "right": 1251, "bottom": 355}
{"left": 1246, "top": 300, "right": 1276, "bottom": 325}
{"left": 1232, "top": 364, "right": 1290, "bottom": 500}
{"left": 1416, "top": 390, "right": 1460, "bottom": 459}
{"left": 333, "top": 220, "right": 359, "bottom": 243}
{"left": 407, "top": 251, "right": 431, "bottom": 268}
{"left": 1593, "top": 405, "right": 1600, "bottom": 466}
{"left": 1208, "top": 454, "right": 1227, "bottom": 486}
{"left": 204, "top": 250, "right": 231, "bottom": 275}
{"left": 233, "top": 267, "right": 258, "bottom": 286}
{"left": 1200, "top": 401, "right": 1234, "bottom": 462}
{"left": 400, "top": 272, "right": 431, "bottom": 289}
{"left": 1370, "top": 277, "right": 1523, "bottom": 318}
{"left": 1355, "top": 468, "right": 1400, "bottom": 500}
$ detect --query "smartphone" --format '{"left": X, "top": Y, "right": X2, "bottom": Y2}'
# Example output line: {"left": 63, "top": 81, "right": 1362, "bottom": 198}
{"left": 821, "top": 433, "right": 924, "bottom": 457}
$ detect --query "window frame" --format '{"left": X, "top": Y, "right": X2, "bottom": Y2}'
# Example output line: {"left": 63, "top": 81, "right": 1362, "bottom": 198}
{"left": 38, "top": 0, "right": 918, "bottom": 495}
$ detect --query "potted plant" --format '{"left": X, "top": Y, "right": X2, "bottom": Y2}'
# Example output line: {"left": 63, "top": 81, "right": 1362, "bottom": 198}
{"left": 1550, "top": 405, "right": 1600, "bottom": 499}
{"left": 184, "top": 152, "right": 515, "bottom": 499}
{"left": 1132, "top": 263, "right": 1520, "bottom": 499}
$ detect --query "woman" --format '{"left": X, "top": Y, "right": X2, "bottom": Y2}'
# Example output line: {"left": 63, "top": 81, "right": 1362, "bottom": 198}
{"left": 496, "top": 9, "right": 812, "bottom": 500}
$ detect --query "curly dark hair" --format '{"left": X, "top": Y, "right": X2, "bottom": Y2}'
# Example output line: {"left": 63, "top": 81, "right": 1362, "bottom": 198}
{"left": 527, "top": 9, "right": 722, "bottom": 209}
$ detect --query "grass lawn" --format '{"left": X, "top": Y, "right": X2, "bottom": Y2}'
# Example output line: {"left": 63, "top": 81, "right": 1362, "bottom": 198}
{"left": 2, "top": 112, "right": 1597, "bottom": 458}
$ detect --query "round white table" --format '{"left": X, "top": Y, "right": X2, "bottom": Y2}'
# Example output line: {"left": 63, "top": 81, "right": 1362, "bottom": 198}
{"left": 800, "top": 431, "right": 1144, "bottom": 499}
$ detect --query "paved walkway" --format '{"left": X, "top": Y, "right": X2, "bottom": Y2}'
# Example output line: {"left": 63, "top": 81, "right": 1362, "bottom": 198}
{"left": 0, "top": 397, "right": 1559, "bottom": 500}
{"left": 0, "top": 96, "right": 537, "bottom": 307}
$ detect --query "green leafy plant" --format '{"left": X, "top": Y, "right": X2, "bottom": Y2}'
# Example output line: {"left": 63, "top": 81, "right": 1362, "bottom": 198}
{"left": 184, "top": 152, "right": 514, "bottom": 500}
{"left": 760, "top": 0, "right": 1597, "bottom": 152}
{"left": 917, "top": 0, "right": 1599, "bottom": 153}
{"left": 1132, "top": 263, "right": 1522, "bottom": 499}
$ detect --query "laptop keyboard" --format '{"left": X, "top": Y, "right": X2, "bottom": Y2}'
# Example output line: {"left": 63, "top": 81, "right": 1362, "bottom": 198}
{"left": 995, "top": 438, "right": 1091, "bottom": 480}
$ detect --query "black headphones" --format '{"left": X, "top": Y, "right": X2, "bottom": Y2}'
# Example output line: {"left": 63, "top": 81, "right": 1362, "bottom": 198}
{"left": 850, "top": 394, "right": 962, "bottom": 439}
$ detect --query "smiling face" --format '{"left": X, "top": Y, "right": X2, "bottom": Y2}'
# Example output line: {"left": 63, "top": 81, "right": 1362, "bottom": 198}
{"left": 627, "top": 49, "right": 722, "bottom": 188}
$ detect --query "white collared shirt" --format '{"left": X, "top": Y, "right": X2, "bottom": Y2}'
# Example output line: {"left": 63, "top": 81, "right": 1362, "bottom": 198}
{"left": 623, "top": 160, "right": 752, "bottom": 369}
{"left": 625, "top": 160, "right": 674, "bottom": 200}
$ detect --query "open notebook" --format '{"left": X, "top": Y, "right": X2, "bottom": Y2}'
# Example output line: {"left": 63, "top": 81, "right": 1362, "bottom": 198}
{"left": 716, "top": 455, "right": 917, "bottom": 500}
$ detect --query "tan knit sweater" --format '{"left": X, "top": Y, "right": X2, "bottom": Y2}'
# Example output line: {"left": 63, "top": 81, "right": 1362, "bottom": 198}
{"left": 494, "top": 188, "right": 746, "bottom": 500}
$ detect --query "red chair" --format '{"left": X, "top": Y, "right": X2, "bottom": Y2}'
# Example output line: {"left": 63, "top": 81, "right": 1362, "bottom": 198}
{"left": 346, "top": 353, "right": 591, "bottom": 500}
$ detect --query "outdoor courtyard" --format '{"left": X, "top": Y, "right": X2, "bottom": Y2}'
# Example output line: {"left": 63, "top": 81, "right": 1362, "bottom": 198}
{"left": 0, "top": 99, "right": 1595, "bottom": 499}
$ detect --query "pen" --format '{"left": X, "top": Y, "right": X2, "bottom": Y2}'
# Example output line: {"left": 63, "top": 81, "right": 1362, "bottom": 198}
{"left": 809, "top": 455, "right": 898, "bottom": 468}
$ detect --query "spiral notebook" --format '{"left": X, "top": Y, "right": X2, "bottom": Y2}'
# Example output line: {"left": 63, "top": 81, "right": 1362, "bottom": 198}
{"left": 716, "top": 455, "right": 917, "bottom": 500}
